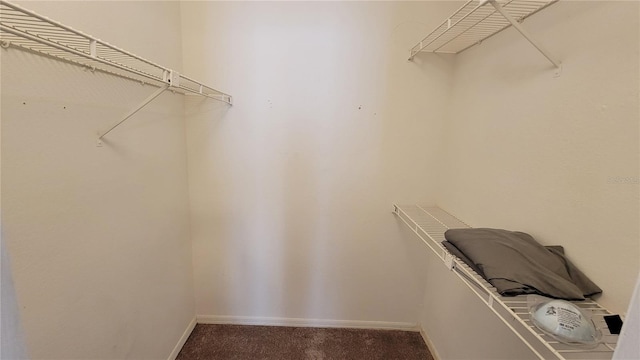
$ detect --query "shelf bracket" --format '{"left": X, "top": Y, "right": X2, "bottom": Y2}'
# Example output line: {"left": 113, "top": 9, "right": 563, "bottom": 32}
{"left": 97, "top": 84, "right": 169, "bottom": 145}
{"left": 485, "top": 0, "right": 562, "bottom": 74}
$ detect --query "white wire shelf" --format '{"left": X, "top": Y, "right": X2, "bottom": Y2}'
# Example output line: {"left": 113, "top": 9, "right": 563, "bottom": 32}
{"left": 393, "top": 204, "right": 618, "bottom": 360}
{"left": 0, "top": 0, "right": 232, "bottom": 141}
{"left": 409, "top": 0, "right": 560, "bottom": 69}
{"left": 0, "top": 1, "right": 231, "bottom": 104}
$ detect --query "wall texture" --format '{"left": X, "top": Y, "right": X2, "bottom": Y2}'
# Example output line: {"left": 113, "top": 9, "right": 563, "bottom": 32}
{"left": 1, "top": 238, "right": 28, "bottom": 359}
{"left": 613, "top": 274, "right": 640, "bottom": 359}
{"left": 1, "top": 99, "right": 28, "bottom": 359}
{"left": 180, "top": 1, "right": 459, "bottom": 326}
{"left": 438, "top": 0, "right": 639, "bottom": 315}
{"left": 1, "top": 2, "right": 195, "bottom": 359}
{"left": 3, "top": 1, "right": 637, "bottom": 359}
{"left": 418, "top": 1, "right": 639, "bottom": 359}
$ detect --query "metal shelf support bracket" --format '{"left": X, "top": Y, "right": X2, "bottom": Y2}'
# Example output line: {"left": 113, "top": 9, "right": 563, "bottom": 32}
{"left": 0, "top": 0, "right": 234, "bottom": 145}
{"left": 408, "top": 0, "right": 560, "bottom": 75}
{"left": 485, "top": 0, "right": 562, "bottom": 72}
{"left": 97, "top": 84, "right": 169, "bottom": 146}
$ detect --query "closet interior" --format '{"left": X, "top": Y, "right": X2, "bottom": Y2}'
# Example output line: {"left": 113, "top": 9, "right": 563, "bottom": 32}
{"left": 1, "top": 1, "right": 638, "bottom": 359}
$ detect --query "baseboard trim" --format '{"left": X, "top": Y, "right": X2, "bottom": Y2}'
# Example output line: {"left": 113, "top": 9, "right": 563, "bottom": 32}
{"left": 419, "top": 326, "right": 441, "bottom": 360}
{"left": 168, "top": 316, "right": 197, "bottom": 360}
{"left": 196, "top": 315, "right": 418, "bottom": 331}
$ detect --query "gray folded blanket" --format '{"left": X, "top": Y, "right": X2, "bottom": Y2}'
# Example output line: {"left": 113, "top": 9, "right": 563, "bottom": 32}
{"left": 443, "top": 228, "right": 601, "bottom": 300}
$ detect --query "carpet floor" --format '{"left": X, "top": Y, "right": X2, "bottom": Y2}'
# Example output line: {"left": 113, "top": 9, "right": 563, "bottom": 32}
{"left": 176, "top": 324, "right": 434, "bottom": 360}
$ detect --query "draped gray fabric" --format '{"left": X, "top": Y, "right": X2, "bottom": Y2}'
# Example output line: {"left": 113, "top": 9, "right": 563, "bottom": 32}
{"left": 443, "top": 228, "right": 601, "bottom": 300}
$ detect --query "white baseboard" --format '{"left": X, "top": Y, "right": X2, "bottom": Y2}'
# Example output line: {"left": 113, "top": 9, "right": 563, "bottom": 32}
{"left": 168, "top": 316, "right": 197, "bottom": 360}
{"left": 419, "top": 326, "right": 441, "bottom": 360}
{"left": 196, "top": 315, "right": 418, "bottom": 331}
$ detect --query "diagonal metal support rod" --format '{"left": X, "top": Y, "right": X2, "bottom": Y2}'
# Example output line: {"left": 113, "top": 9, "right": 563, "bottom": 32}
{"left": 97, "top": 84, "right": 169, "bottom": 140}
{"left": 486, "top": 0, "right": 561, "bottom": 69}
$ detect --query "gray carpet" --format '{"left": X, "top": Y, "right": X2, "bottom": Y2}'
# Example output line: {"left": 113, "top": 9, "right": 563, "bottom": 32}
{"left": 177, "top": 324, "right": 434, "bottom": 360}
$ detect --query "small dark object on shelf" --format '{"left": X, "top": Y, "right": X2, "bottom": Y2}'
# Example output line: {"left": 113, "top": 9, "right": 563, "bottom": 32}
{"left": 604, "top": 315, "right": 623, "bottom": 335}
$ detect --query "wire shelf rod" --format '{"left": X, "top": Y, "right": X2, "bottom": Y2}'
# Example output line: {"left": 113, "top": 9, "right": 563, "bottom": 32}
{"left": 1, "top": 1, "right": 167, "bottom": 71}
{"left": 393, "top": 205, "right": 617, "bottom": 360}
{"left": 0, "top": 24, "right": 162, "bottom": 85}
{"left": 432, "top": 0, "right": 517, "bottom": 52}
{"left": 402, "top": 206, "right": 558, "bottom": 358}
{"left": 1, "top": 0, "right": 233, "bottom": 141}
{"left": 0, "top": 0, "right": 231, "bottom": 104}
{"left": 486, "top": 0, "right": 561, "bottom": 68}
{"left": 410, "top": 0, "right": 482, "bottom": 57}
{"left": 408, "top": 0, "right": 559, "bottom": 64}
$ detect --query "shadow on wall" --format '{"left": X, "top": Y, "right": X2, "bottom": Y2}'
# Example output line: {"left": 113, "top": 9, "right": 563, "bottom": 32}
{"left": 183, "top": 0, "right": 462, "bottom": 322}
{"left": 1, "top": 237, "right": 29, "bottom": 359}
{"left": 221, "top": 109, "right": 335, "bottom": 318}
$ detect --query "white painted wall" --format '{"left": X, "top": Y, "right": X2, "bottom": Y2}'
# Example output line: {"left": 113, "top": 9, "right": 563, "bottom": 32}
{"left": 180, "top": 1, "right": 459, "bottom": 325}
{"left": 438, "top": 0, "right": 639, "bottom": 314}
{"left": 1, "top": 88, "right": 28, "bottom": 359}
{"left": 3, "top": 1, "right": 637, "bottom": 359}
{"left": 2, "top": 2, "right": 195, "bottom": 359}
{"left": 416, "top": 1, "right": 639, "bottom": 359}
{"left": 614, "top": 273, "right": 640, "bottom": 359}
{"left": 1, "top": 238, "right": 28, "bottom": 359}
